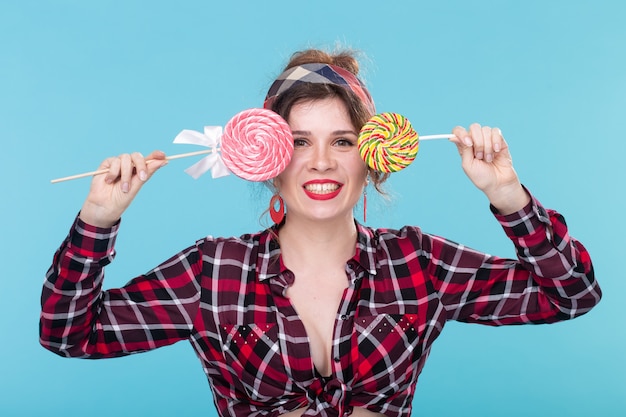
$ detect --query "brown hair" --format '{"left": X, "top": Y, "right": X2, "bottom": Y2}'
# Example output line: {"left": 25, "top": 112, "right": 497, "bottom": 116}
{"left": 268, "top": 49, "right": 389, "bottom": 193}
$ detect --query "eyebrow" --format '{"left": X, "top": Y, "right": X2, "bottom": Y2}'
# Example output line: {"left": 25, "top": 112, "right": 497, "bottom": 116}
{"left": 291, "top": 130, "right": 358, "bottom": 136}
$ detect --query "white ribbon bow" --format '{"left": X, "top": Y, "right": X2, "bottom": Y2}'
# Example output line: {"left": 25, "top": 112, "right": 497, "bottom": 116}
{"left": 172, "top": 126, "right": 230, "bottom": 179}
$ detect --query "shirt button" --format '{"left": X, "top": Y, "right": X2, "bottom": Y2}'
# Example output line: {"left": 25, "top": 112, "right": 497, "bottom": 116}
{"left": 340, "top": 314, "right": 348, "bottom": 320}
{"left": 334, "top": 357, "right": 341, "bottom": 363}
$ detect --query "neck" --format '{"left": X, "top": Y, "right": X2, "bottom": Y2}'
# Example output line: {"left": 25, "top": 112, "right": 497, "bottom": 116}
{"left": 278, "top": 214, "right": 358, "bottom": 267}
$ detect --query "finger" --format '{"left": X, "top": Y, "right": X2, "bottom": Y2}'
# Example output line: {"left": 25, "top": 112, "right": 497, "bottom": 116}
{"left": 138, "top": 150, "right": 167, "bottom": 182}
{"left": 451, "top": 126, "right": 472, "bottom": 147}
{"left": 105, "top": 156, "right": 121, "bottom": 184}
{"left": 492, "top": 127, "right": 504, "bottom": 153}
{"left": 469, "top": 123, "right": 485, "bottom": 160}
{"left": 146, "top": 150, "right": 168, "bottom": 173}
{"left": 147, "top": 150, "right": 166, "bottom": 161}
{"left": 491, "top": 128, "right": 513, "bottom": 165}
{"left": 451, "top": 126, "right": 475, "bottom": 165}
{"left": 130, "top": 152, "right": 148, "bottom": 182}
{"left": 119, "top": 154, "right": 133, "bottom": 193}
{"left": 481, "top": 125, "right": 494, "bottom": 163}
{"left": 129, "top": 150, "right": 168, "bottom": 191}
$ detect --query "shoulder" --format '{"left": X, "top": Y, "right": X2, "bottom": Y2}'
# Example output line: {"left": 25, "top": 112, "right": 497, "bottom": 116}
{"left": 357, "top": 223, "right": 431, "bottom": 254}
{"left": 195, "top": 227, "right": 273, "bottom": 247}
{"left": 194, "top": 227, "right": 278, "bottom": 258}
{"left": 360, "top": 223, "right": 425, "bottom": 242}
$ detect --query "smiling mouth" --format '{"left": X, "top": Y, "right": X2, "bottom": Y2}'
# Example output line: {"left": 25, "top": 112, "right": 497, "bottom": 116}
{"left": 304, "top": 183, "right": 341, "bottom": 194}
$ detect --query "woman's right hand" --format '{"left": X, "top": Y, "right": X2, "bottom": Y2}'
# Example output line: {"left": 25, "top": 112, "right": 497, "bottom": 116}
{"left": 79, "top": 150, "right": 167, "bottom": 227}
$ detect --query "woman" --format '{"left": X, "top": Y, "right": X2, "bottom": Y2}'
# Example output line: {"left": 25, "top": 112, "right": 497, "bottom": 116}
{"left": 40, "top": 49, "right": 601, "bottom": 417}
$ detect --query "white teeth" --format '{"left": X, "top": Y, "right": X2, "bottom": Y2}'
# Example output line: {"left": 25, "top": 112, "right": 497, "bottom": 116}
{"left": 305, "top": 183, "right": 339, "bottom": 194}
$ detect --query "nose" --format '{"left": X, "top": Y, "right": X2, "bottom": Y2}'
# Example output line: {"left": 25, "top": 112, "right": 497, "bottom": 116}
{"left": 309, "top": 144, "right": 336, "bottom": 172}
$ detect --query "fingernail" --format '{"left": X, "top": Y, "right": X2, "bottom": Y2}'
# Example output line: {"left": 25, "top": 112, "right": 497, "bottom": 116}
{"left": 476, "top": 151, "right": 484, "bottom": 160}
{"left": 486, "top": 153, "right": 493, "bottom": 163}
{"left": 122, "top": 182, "right": 129, "bottom": 193}
{"left": 494, "top": 143, "right": 501, "bottom": 152}
{"left": 139, "top": 170, "right": 147, "bottom": 181}
{"left": 463, "top": 137, "right": 473, "bottom": 147}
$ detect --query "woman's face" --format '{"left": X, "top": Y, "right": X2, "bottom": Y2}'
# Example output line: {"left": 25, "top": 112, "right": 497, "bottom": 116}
{"left": 276, "top": 97, "right": 368, "bottom": 223}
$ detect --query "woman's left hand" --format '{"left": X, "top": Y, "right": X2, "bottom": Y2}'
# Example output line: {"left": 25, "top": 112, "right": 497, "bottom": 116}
{"left": 451, "top": 124, "right": 530, "bottom": 215}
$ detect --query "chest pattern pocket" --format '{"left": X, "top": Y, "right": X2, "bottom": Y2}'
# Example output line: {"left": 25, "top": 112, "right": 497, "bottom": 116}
{"left": 352, "top": 314, "right": 420, "bottom": 390}
{"left": 219, "top": 323, "right": 289, "bottom": 401}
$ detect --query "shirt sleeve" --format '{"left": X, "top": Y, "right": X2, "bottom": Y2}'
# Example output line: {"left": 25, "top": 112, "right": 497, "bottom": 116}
{"left": 425, "top": 193, "right": 601, "bottom": 325}
{"left": 40, "top": 215, "right": 203, "bottom": 358}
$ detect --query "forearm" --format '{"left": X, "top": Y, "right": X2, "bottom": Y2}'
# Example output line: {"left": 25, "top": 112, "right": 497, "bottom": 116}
{"left": 40, "top": 217, "right": 116, "bottom": 357}
{"left": 500, "top": 200, "right": 600, "bottom": 315}
{"left": 40, "top": 216, "right": 203, "bottom": 358}
{"left": 431, "top": 192, "right": 600, "bottom": 324}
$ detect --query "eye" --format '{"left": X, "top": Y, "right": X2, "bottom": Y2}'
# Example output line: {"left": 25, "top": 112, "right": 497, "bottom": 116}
{"left": 293, "top": 138, "right": 308, "bottom": 147}
{"left": 334, "top": 137, "right": 355, "bottom": 147}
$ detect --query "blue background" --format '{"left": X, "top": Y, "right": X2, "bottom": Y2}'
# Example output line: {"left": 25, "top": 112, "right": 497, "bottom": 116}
{"left": 1, "top": 1, "right": 624, "bottom": 416}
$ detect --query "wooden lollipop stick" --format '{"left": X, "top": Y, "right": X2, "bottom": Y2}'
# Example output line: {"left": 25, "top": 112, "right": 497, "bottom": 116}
{"left": 50, "top": 149, "right": 214, "bottom": 184}
{"left": 51, "top": 134, "right": 454, "bottom": 184}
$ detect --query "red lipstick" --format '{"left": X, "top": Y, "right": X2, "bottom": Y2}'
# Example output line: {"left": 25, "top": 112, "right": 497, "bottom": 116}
{"left": 303, "top": 180, "right": 342, "bottom": 201}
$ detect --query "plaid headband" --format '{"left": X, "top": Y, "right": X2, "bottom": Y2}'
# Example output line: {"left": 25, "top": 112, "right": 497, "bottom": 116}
{"left": 263, "top": 63, "right": 376, "bottom": 114}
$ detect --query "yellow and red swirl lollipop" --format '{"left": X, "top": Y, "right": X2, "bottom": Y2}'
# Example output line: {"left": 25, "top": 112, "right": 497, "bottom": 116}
{"left": 358, "top": 113, "right": 420, "bottom": 173}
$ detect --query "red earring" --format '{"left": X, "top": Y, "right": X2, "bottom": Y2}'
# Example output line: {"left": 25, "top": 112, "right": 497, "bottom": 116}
{"left": 269, "top": 194, "right": 285, "bottom": 224}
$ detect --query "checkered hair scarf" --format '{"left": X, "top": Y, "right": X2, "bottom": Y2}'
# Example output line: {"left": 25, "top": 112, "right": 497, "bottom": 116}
{"left": 263, "top": 63, "right": 376, "bottom": 114}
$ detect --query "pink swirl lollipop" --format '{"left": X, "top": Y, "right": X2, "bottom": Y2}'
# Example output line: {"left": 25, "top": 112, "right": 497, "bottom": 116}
{"left": 221, "top": 108, "right": 294, "bottom": 182}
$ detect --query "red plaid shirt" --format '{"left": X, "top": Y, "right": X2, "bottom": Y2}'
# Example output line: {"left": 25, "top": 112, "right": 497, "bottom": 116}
{"left": 40, "top": 194, "right": 600, "bottom": 417}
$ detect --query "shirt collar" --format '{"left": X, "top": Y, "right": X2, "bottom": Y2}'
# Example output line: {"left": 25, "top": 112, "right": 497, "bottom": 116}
{"left": 256, "top": 224, "right": 283, "bottom": 282}
{"left": 255, "top": 222, "right": 379, "bottom": 282}
{"left": 353, "top": 222, "right": 379, "bottom": 276}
